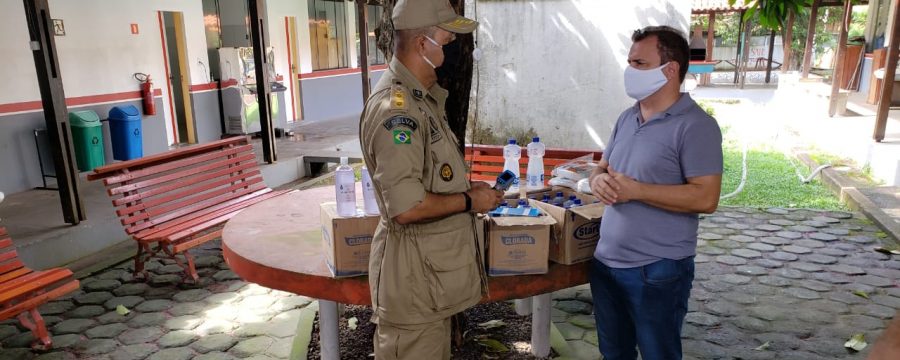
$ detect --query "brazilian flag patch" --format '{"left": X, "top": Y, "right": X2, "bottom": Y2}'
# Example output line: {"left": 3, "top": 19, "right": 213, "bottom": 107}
{"left": 393, "top": 130, "right": 411, "bottom": 145}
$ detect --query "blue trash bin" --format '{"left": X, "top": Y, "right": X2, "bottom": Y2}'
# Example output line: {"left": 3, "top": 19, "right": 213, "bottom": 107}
{"left": 108, "top": 105, "right": 143, "bottom": 161}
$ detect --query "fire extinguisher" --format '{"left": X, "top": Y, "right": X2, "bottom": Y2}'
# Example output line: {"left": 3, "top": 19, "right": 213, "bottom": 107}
{"left": 134, "top": 73, "right": 156, "bottom": 115}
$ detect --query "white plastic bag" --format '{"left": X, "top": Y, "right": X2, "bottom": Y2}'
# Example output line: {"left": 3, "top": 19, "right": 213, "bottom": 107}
{"left": 551, "top": 154, "right": 599, "bottom": 182}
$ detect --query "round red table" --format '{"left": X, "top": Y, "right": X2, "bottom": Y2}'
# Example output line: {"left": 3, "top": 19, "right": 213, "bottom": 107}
{"left": 222, "top": 187, "right": 590, "bottom": 358}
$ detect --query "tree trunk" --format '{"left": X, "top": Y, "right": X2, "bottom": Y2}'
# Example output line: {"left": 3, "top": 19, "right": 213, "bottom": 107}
{"left": 439, "top": 0, "right": 475, "bottom": 153}
{"left": 782, "top": 11, "right": 795, "bottom": 73}
{"left": 376, "top": 1, "right": 395, "bottom": 61}
{"left": 375, "top": 0, "right": 474, "bottom": 153}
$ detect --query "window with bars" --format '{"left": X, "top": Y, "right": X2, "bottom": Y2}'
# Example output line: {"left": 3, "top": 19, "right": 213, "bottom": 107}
{"left": 308, "top": 0, "right": 349, "bottom": 70}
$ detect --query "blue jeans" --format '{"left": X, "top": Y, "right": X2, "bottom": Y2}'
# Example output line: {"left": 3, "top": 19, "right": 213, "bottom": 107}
{"left": 588, "top": 256, "right": 694, "bottom": 360}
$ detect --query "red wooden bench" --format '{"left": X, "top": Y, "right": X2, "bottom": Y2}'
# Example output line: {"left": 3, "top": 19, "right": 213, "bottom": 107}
{"left": 0, "top": 227, "right": 80, "bottom": 350}
{"left": 464, "top": 144, "right": 603, "bottom": 183}
{"left": 88, "top": 136, "right": 294, "bottom": 282}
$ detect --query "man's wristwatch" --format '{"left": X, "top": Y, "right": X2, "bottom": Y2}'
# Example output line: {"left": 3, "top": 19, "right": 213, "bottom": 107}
{"left": 462, "top": 192, "right": 472, "bottom": 212}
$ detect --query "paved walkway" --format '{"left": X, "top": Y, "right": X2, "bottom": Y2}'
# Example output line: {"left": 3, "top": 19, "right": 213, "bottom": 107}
{"left": 1, "top": 206, "right": 897, "bottom": 359}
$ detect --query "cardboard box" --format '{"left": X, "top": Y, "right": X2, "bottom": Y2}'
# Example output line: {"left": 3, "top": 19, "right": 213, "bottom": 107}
{"left": 530, "top": 188, "right": 605, "bottom": 265}
{"left": 486, "top": 208, "right": 556, "bottom": 276}
{"left": 320, "top": 202, "right": 379, "bottom": 278}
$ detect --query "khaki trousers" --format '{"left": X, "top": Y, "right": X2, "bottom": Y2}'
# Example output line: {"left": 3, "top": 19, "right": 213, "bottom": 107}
{"left": 373, "top": 318, "right": 451, "bottom": 360}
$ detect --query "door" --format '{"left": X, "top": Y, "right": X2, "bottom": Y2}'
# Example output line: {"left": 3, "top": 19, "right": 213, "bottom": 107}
{"left": 159, "top": 11, "right": 197, "bottom": 145}
{"left": 286, "top": 16, "right": 304, "bottom": 122}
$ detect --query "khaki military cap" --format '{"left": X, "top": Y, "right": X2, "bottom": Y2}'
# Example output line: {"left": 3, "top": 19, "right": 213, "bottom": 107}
{"left": 392, "top": 0, "right": 478, "bottom": 34}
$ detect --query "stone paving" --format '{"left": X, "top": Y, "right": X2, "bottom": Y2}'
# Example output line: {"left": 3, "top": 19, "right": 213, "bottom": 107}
{"left": 550, "top": 207, "right": 899, "bottom": 360}
{"left": 1, "top": 206, "right": 898, "bottom": 359}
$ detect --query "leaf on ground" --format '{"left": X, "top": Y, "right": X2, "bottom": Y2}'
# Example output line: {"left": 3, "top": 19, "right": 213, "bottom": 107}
{"left": 874, "top": 245, "right": 900, "bottom": 255}
{"left": 481, "top": 354, "right": 500, "bottom": 359}
{"left": 348, "top": 317, "right": 358, "bottom": 330}
{"left": 477, "top": 320, "right": 507, "bottom": 330}
{"left": 853, "top": 290, "right": 870, "bottom": 299}
{"left": 476, "top": 338, "right": 509, "bottom": 353}
{"left": 844, "top": 333, "right": 867, "bottom": 352}
{"left": 116, "top": 304, "right": 131, "bottom": 315}
{"left": 754, "top": 341, "right": 771, "bottom": 351}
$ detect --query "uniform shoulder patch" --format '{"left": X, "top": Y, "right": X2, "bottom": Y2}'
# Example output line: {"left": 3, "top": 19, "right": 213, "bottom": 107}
{"left": 393, "top": 129, "right": 412, "bottom": 145}
{"left": 390, "top": 84, "right": 408, "bottom": 110}
{"left": 383, "top": 116, "right": 419, "bottom": 131}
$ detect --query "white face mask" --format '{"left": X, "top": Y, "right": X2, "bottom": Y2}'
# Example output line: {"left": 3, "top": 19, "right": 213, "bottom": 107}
{"left": 624, "top": 62, "right": 670, "bottom": 100}
{"left": 421, "top": 36, "right": 441, "bottom": 69}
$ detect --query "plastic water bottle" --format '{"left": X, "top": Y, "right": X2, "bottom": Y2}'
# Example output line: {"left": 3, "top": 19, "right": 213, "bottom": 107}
{"left": 503, "top": 139, "right": 521, "bottom": 192}
{"left": 572, "top": 199, "right": 583, "bottom": 208}
{"left": 563, "top": 195, "right": 577, "bottom": 209}
{"left": 335, "top": 157, "right": 357, "bottom": 217}
{"left": 526, "top": 137, "right": 545, "bottom": 189}
{"left": 361, "top": 166, "right": 379, "bottom": 216}
{"left": 542, "top": 194, "right": 551, "bottom": 203}
{"left": 552, "top": 192, "right": 565, "bottom": 207}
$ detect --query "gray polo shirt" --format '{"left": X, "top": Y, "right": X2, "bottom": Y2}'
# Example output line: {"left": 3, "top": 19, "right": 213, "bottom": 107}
{"left": 595, "top": 93, "right": 723, "bottom": 268}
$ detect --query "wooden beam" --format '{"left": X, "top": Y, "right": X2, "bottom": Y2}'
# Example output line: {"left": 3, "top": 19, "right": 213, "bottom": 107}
{"left": 783, "top": 11, "right": 795, "bottom": 73}
{"left": 357, "top": 0, "right": 371, "bottom": 101}
{"left": 875, "top": 0, "right": 900, "bottom": 142}
{"left": 829, "top": 0, "right": 853, "bottom": 117}
{"left": 703, "top": 13, "right": 716, "bottom": 86}
{"left": 766, "top": 30, "right": 776, "bottom": 83}
{"left": 248, "top": 0, "right": 276, "bottom": 163}
{"left": 802, "top": 0, "right": 822, "bottom": 79}
{"left": 23, "top": 0, "right": 85, "bottom": 224}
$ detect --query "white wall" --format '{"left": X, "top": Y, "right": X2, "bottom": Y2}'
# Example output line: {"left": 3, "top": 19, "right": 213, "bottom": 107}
{"left": 472, "top": 0, "right": 691, "bottom": 149}
{"left": 267, "top": 0, "right": 313, "bottom": 74}
{"left": 0, "top": 0, "right": 210, "bottom": 145}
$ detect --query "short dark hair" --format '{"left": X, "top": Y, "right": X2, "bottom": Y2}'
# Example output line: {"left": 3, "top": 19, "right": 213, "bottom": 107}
{"left": 632, "top": 26, "right": 689, "bottom": 83}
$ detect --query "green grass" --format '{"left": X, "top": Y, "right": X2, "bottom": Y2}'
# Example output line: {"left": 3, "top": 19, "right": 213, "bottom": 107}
{"left": 719, "top": 146, "right": 847, "bottom": 210}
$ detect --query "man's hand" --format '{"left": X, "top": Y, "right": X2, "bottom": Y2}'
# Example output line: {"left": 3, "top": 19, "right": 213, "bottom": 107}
{"left": 467, "top": 186, "right": 503, "bottom": 213}
{"left": 607, "top": 166, "right": 641, "bottom": 203}
{"left": 590, "top": 172, "right": 620, "bottom": 205}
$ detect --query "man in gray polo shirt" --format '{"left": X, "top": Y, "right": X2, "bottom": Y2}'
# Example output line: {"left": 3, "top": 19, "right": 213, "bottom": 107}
{"left": 588, "top": 26, "right": 723, "bottom": 360}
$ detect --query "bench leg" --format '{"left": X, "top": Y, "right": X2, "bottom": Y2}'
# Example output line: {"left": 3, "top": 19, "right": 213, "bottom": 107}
{"left": 319, "top": 300, "right": 340, "bottom": 360}
{"left": 515, "top": 297, "right": 533, "bottom": 316}
{"left": 18, "top": 308, "right": 51, "bottom": 351}
{"left": 531, "top": 293, "right": 551, "bottom": 358}
{"left": 132, "top": 243, "right": 151, "bottom": 281}
{"left": 160, "top": 245, "right": 199, "bottom": 283}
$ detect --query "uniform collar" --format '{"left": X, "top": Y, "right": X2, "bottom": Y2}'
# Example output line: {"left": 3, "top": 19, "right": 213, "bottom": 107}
{"left": 389, "top": 58, "right": 449, "bottom": 106}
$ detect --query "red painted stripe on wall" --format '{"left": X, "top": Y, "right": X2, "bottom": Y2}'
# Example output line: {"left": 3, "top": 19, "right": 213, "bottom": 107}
{"left": 0, "top": 89, "right": 163, "bottom": 115}
{"left": 189, "top": 82, "right": 219, "bottom": 92}
{"left": 300, "top": 64, "right": 388, "bottom": 79}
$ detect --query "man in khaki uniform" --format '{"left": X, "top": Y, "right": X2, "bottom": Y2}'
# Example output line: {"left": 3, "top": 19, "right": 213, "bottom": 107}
{"left": 359, "top": 0, "right": 502, "bottom": 358}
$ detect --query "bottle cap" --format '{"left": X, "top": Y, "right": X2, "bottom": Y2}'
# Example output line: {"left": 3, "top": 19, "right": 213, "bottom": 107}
{"left": 556, "top": 191, "right": 563, "bottom": 197}
{"left": 533, "top": 137, "right": 540, "bottom": 142}
{"left": 508, "top": 138, "right": 516, "bottom": 145}
{"left": 340, "top": 157, "right": 349, "bottom": 166}
{"left": 518, "top": 199, "right": 527, "bottom": 205}
{"left": 569, "top": 195, "right": 577, "bottom": 200}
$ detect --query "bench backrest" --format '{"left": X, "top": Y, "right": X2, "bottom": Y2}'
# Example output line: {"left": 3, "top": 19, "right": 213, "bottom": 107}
{"left": 0, "top": 227, "right": 27, "bottom": 282}
{"left": 88, "top": 136, "right": 269, "bottom": 238}
{"left": 464, "top": 144, "right": 602, "bottom": 182}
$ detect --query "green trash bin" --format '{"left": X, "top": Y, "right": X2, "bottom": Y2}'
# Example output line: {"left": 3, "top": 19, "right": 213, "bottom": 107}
{"left": 69, "top": 110, "right": 105, "bottom": 172}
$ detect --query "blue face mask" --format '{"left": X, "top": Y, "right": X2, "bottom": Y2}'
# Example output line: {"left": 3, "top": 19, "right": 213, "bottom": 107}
{"left": 624, "top": 62, "right": 670, "bottom": 100}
